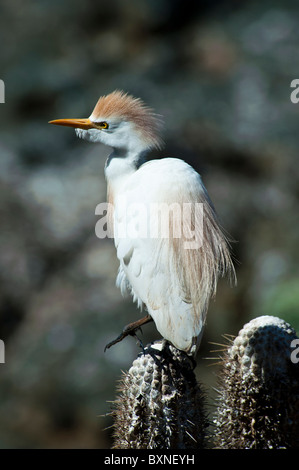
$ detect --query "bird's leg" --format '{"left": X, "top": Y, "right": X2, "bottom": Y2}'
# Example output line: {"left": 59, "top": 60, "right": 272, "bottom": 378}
{"left": 104, "top": 314, "right": 153, "bottom": 352}
{"left": 132, "top": 331, "right": 145, "bottom": 353}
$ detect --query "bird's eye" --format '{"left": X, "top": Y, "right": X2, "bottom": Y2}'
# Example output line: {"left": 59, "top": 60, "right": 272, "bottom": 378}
{"left": 98, "top": 121, "right": 109, "bottom": 129}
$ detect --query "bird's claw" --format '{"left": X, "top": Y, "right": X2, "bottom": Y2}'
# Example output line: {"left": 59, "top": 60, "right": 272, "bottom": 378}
{"left": 104, "top": 332, "right": 125, "bottom": 352}
{"left": 132, "top": 331, "right": 146, "bottom": 353}
{"left": 104, "top": 314, "right": 153, "bottom": 352}
{"left": 104, "top": 326, "right": 143, "bottom": 352}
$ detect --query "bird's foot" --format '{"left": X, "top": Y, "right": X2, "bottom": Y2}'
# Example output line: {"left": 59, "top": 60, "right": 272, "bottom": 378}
{"left": 104, "top": 314, "right": 152, "bottom": 352}
{"left": 104, "top": 326, "right": 142, "bottom": 352}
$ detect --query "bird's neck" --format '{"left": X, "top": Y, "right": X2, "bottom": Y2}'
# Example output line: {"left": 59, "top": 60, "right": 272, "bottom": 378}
{"left": 104, "top": 147, "right": 148, "bottom": 184}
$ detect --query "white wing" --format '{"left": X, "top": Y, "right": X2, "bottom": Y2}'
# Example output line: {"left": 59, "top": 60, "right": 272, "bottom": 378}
{"left": 112, "top": 158, "right": 234, "bottom": 355}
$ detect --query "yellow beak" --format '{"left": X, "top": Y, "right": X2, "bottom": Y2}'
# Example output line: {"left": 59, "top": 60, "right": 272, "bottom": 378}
{"left": 48, "top": 118, "right": 95, "bottom": 130}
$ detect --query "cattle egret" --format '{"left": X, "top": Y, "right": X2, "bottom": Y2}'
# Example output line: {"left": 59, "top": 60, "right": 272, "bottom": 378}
{"left": 49, "top": 90, "right": 235, "bottom": 356}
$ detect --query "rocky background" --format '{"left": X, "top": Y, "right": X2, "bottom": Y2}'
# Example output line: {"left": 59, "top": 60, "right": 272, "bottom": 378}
{"left": 0, "top": 0, "right": 298, "bottom": 448}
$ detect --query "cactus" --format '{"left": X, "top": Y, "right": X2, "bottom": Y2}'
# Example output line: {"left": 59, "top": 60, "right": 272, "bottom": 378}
{"left": 108, "top": 316, "right": 299, "bottom": 449}
{"left": 111, "top": 340, "right": 209, "bottom": 449}
{"left": 214, "top": 315, "right": 299, "bottom": 449}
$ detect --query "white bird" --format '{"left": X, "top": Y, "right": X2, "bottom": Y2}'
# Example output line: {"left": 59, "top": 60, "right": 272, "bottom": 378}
{"left": 49, "top": 90, "right": 235, "bottom": 356}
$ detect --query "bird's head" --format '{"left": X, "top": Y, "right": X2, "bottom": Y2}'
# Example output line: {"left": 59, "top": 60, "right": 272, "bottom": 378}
{"left": 49, "top": 90, "right": 163, "bottom": 153}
